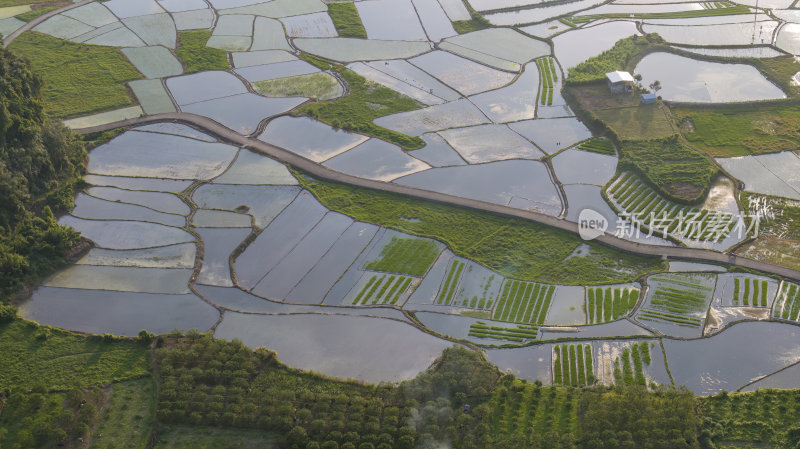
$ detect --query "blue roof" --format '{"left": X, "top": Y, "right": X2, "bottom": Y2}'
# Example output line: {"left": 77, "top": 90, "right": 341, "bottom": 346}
{"left": 641, "top": 94, "right": 657, "bottom": 99}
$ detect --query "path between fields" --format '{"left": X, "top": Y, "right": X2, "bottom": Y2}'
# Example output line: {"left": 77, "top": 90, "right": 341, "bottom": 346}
{"left": 76, "top": 112, "right": 800, "bottom": 283}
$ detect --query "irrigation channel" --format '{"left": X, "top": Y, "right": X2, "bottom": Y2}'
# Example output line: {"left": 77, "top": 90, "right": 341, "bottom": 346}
{"left": 76, "top": 112, "right": 800, "bottom": 283}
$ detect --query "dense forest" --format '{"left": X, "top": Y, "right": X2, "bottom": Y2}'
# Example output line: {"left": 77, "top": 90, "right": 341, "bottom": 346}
{"left": 0, "top": 42, "right": 86, "bottom": 303}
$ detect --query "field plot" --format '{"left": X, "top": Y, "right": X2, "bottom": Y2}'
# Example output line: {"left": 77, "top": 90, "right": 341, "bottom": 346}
{"left": 577, "top": 137, "right": 615, "bottom": 156}
{"left": 433, "top": 258, "right": 501, "bottom": 311}
{"left": 595, "top": 341, "right": 656, "bottom": 387}
{"left": 468, "top": 65, "right": 538, "bottom": 123}
{"left": 635, "top": 52, "right": 786, "bottom": 103}
{"left": 664, "top": 321, "right": 800, "bottom": 394}
{"left": 537, "top": 57, "right": 558, "bottom": 106}
{"left": 552, "top": 343, "right": 594, "bottom": 386}
{"left": 635, "top": 272, "right": 715, "bottom": 338}
{"left": 606, "top": 172, "right": 737, "bottom": 245}
{"left": 586, "top": 285, "right": 640, "bottom": 324}
{"left": 350, "top": 272, "right": 416, "bottom": 306}
{"left": 468, "top": 321, "right": 538, "bottom": 343}
{"left": 772, "top": 281, "right": 800, "bottom": 322}
{"left": 492, "top": 279, "right": 554, "bottom": 325}
{"left": 713, "top": 273, "right": 776, "bottom": 307}
{"left": 552, "top": 147, "right": 617, "bottom": 186}
{"left": 716, "top": 152, "right": 800, "bottom": 200}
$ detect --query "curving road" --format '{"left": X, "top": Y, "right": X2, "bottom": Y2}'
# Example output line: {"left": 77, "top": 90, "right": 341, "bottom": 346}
{"left": 76, "top": 112, "right": 800, "bottom": 282}
{"left": 2, "top": 0, "right": 93, "bottom": 47}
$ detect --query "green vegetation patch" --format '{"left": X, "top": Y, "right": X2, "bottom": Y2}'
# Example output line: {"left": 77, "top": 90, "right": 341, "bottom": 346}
{"left": 732, "top": 277, "right": 769, "bottom": 307}
{"left": 613, "top": 342, "right": 651, "bottom": 387}
{"left": 493, "top": 280, "right": 554, "bottom": 324}
{"left": 154, "top": 426, "right": 278, "bottom": 449}
{"left": 586, "top": 286, "right": 639, "bottom": 324}
{"left": 327, "top": 2, "right": 366, "bottom": 38}
{"left": 352, "top": 273, "right": 412, "bottom": 305}
{"left": 538, "top": 57, "right": 557, "bottom": 106}
{"left": 0, "top": 320, "right": 150, "bottom": 390}
{"left": 252, "top": 72, "right": 341, "bottom": 100}
{"left": 298, "top": 176, "right": 665, "bottom": 284}
{"left": 567, "top": 34, "right": 665, "bottom": 84}
{"left": 572, "top": 4, "right": 750, "bottom": 22}
{"left": 698, "top": 389, "right": 800, "bottom": 448}
{"left": 0, "top": 385, "right": 106, "bottom": 448}
{"left": 89, "top": 378, "right": 156, "bottom": 449}
{"left": 773, "top": 281, "right": 800, "bottom": 321}
{"left": 15, "top": 5, "right": 59, "bottom": 21}
{"left": 438, "top": 259, "right": 466, "bottom": 304}
{"left": 617, "top": 137, "right": 718, "bottom": 202}
{"left": 580, "top": 385, "right": 699, "bottom": 448}
{"left": 175, "top": 30, "right": 230, "bottom": 74}
{"left": 294, "top": 68, "right": 425, "bottom": 149}
{"left": 607, "top": 172, "right": 735, "bottom": 242}
{"left": 578, "top": 137, "right": 615, "bottom": 155}
{"left": 553, "top": 343, "right": 594, "bottom": 386}
{"left": 8, "top": 32, "right": 141, "bottom": 118}
{"left": 488, "top": 378, "right": 580, "bottom": 447}
{"left": 591, "top": 103, "right": 676, "bottom": 140}
{"left": 468, "top": 321, "right": 538, "bottom": 342}
{"left": 673, "top": 104, "right": 800, "bottom": 157}
{"left": 0, "top": 43, "right": 87, "bottom": 301}
{"left": 155, "top": 334, "right": 500, "bottom": 448}
{"left": 753, "top": 55, "right": 800, "bottom": 98}
{"left": 364, "top": 236, "right": 440, "bottom": 276}
{"left": 452, "top": 11, "right": 491, "bottom": 34}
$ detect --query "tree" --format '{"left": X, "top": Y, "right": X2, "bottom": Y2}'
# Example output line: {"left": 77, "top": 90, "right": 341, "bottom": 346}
{"left": 649, "top": 80, "right": 662, "bottom": 94}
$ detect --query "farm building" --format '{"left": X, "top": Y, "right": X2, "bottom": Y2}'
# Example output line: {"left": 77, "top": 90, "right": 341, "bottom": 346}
{"left": 641, "top": 93, "right": 657, "bottom": 104}
{"left": 606, "top": 71, "right": 635, "bottom": 93}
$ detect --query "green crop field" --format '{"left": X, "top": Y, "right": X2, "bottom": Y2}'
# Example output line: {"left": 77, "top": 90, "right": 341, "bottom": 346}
{"left": 537, "top": 57, "right": 557, "bottom": 106}
{"left": 773, "top": 281, "right": 800, "bottom": 322}
{"left": 592, "top": 103, "right": 677, "bottom": 140}
{"left": 617, "top": 137, "right": 718, "bottom": 203}
{"left": 613, "top": 342, "right": 652, "bottom": 387}
{"left": 553, "top": 343, "right": 594, "bottom": 386}
{"left": 327, "top": 2, "right": 367, "bottom": 38}
{"left": 492, "top": 280, "right": 554, "bottom": 325}
{"left": 578, "top": 137, "right": 615, "bottom": 155}
{"left": 175, "top": 30, "right": 230, "bottom": 74}
{"left": 638, "top": 274, "right": 712, "bottom": 328}
{"left": 468, "top": 322, "right": 538, "bottom": 342}
{"left": 732, "top": 277, "right": 769, "bottom": 307}
{"left": 8, "top": 32, "right": 141, "bottom": 118}
{"left": 586, "top": 286, "right": 640, "bottom": 324}
{"left": 89, "top": 378, "right": 156, "bottom": 449}
{"left": 352, "top": 274, "right": 412, "bottom": 305}
{"left": 299, "top": 176, "right": 666, "bottom": 285}
{"left": 674, "top": 104, "right": 800, "bottom": 157}
{"left": 294, "top": 68, "right": 425, "bottom": 150}
{"left": 437, "top": 259, "right": 466, "bottom": 305}
{"left": 252, "top": 73, "right": 342, "bottom": 100}
{"left": 607, "top": 172, "right": 736, "bottom": 242}
{"left": 488, "top": 379, "right": 579, "bottom": 446}
{"left": 364, "top": 236, "right": 440, "bottom": 276}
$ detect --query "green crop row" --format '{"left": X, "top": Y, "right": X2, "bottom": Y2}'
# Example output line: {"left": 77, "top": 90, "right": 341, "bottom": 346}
{"left": 493, "top": 280, "right": 554, "bottom": 325}
{"left": 613, "top": 343, "right": 650, "bottom": 387}
{"left": 364, "top": 236, "right": 440, "bottom": 276}
{"left": 353, "top": 274, "right": 411, "bottom": 305}
{"left": 773, "top": 282, "right": 800, "bottom": 321}
{"left": 437, "top": 259, "right": 465, "bottom": 305}
{"left": 608, "top": 174, "right": 735, "bottom": 243}
{"left": 538, "top": 58, "right": 557, "bottom": 106}
{"left": 553, "top": 344, "right": 593, "bottom": 387}
{"left": 639, "top": 309, "right": 702, "bottom": 327}
{"left": 469, "top": 322, "right": 539, "bottom": 342}
{"left": 587, "top": 287, "right": 640, "bottom": 324}
{"left": 578, "top": 138, "right": 615, "bottom": 155}
{"left": 733, "top": 277, "right": 769, "bottom": 307}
